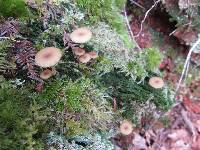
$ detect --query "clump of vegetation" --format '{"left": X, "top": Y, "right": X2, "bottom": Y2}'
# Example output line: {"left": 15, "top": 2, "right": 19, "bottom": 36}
{"left": 89, "top": 22, "right": 162, "bottom": 81}
{"left": 99, "top": 71, "right": 173, "bottom": 122}
{"left": 0, "top": 79, "right": 50, "bottom": 149}
{"left": 0, "top": 0, "right": 175, "bottom": 149}
{"left": 0, "top": 0, "right": 28, "bottom": 18}
{"left": 0, "top": 40, "right": 16, "bottom": 73}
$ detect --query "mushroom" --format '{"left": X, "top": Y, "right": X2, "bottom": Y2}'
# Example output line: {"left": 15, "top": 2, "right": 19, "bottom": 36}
{"left": 70, "top": 27, "right": 92, "bottom": 43}
{"left": 120, "top": 120, "right": 133, "bottom": 135}
{"left": 149, "top": 77, "right": 164, "bottom": 89}
{"left": 73, "top": 47, "right": 86, "bottom": 56}
{"left": 88, "top": 51, "right": 98, "bottom": 59}
{"left": 35, "top": 47, "right": 62, "bottom": 68}
{"left": 40, "top": 69, "right": 53, "bottom": 80}
{"left": 79, "top": 53, "right": 91, "bottom": 63}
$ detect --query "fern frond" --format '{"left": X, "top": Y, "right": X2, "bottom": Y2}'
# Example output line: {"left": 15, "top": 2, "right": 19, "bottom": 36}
{"left": 0, "top": 52, "right": 16, "bottom": 73}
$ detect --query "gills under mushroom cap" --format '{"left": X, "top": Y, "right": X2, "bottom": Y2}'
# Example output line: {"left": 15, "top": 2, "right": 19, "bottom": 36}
{"left": 70, "top": 27, "right": 92, "bottom": 43}
{"left": 73, "top": 47, "right": 86, "bottom": 56}
{"left": 35, "top": 47, "right": 62, "bottom": 68}
{"left": 149, "top": 77, "right": 164, "bottom": 89}
{"left": 88, "top": 51, "right": 98, "bottom": 59}
{"left": 79, "top": 53, "right": 91, "bottom": 63}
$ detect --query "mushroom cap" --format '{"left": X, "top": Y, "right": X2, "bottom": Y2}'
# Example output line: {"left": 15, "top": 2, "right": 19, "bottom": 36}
{"left": 35, "top": 47, "right": 62, "bottom": 68}
{"left": 70, "top": 27, "right": 92, "bottom": 43}
{"left": 88, "top": 51, "right": 98, "bottom": 59}
{"left": 40, "top": 69, "right": 53, "bottom": 80}
{"left": 79, "top": 53, "right": 91, "bottom": 63}
{"left": 73, "top": 47, "right": 86, "bottom": 56}
{"left": 120, "top": 120, "right": 133, "bottom": 135}
{"left": 149, "top": 77, "right": 164, "bottom": 89}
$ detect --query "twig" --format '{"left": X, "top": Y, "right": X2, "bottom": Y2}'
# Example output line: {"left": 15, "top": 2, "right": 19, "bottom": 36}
{"left": 169, "top": 22, "right": 191, "bottom": 36}
{"left": 129, "top": 0, "right": 145, "bottom": 9}
{"left": 0, "top": 36, "right": 11, "bottom": 40}
{"left": 0, "top": 36, "right": 17, "bottom": 42}
{"left": 124, "top": 4, "right": 141, "bottom": 50}
{"left": 169, "top": 28, "right": 178, "bottom": 36}
{"left": 113, "top": 97, "right": 117, "bottom": 112}
{"left": 134, "top": 0, "right": 161, "bottom": 37}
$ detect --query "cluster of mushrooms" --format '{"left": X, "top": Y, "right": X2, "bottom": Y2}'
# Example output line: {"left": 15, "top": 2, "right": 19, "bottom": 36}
{"left": 70, "top": 27, "right": 98, "bottom": 63}
{"left": 34, "top": 27, "right": 97, "bottom": 80}
{"left": 34, "top": 27, "right": 163, "bottom": 87}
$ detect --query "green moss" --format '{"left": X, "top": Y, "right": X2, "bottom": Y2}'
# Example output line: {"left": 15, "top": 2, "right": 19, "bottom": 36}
{"left": 64, "top": 80, "right": 85, "bottom": 111}
{"left": 37, "top": 78, "right": 84, "bottom": 112}
{"left": 127, "top": 60, "right": 147, "bottom": 78}
{"left": 0, "top": 0, "right": 28, "bottom": 18}
{"left": 0, "top": 81, "right": 49, "bottom": 149}
{"left": 65, "top": 119, "right": 87, "bottom": 136}
{"left": 100, "top": 71, "right": 173, "bottom": 110}
{"left": 145, "top": 48, "right": 162, "bottom": 71}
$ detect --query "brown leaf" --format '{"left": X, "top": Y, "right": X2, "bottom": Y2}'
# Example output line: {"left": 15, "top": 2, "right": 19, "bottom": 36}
{"left": 183, "top": 96, "right": 200, "bottom": 113}
{"left": 173, "top": 27, "right": 197, "bottom": 45}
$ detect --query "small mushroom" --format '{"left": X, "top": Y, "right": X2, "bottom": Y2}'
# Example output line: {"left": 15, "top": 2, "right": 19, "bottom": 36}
{"left": 88, "top": 51, "right": 98, "bottom": 59}
{"left": 35, "top": 47, "right": 62, "bottom": 68}
{"left": 70, "top": 27, "right": 92, "bottom": 43}
{"left": 73, "top": 47, "right": 86, "bottom": 56}
{"left": 149, "top": 77, "right": 164, "bottom": 89}
{"left": 120, "top": 120, "right": 133, "bottom": 135}
{"left": 40, "top": 69, "right": 53, "bottom": 80}
{"left": 79, "top": 53, "right": 91, "bottom": 63}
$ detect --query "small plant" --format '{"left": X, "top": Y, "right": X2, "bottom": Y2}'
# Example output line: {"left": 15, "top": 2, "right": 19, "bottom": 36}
{"left": 0, "top": 40, "right": 16, "bottom": 73}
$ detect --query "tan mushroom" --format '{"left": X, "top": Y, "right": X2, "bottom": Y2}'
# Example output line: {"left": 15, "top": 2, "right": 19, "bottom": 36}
{"left": 35, "top": 47, "right": 62, "bottom": 68}
{"left": 88, "top": 51, "right": 98, "bottom": 59}
{"left": 40, "top": 69, "right": 53, "bottom": 80}
{"left": 120, "top": 120, "right": 133, "bottom": 135}
{"left": 149, "top": 77, "right": 164, "bottom": 89}
{"left": 79, "top": 53, "right": 91, "bottom": 63}
{"left": 73, "top": 47, "right": 86, "bottom": 56}
{"left": 70, "top": 27, "right": 92, "bottom": 43}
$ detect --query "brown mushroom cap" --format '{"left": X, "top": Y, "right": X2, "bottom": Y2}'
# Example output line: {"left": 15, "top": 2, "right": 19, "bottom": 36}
{"left": 79, "top": 53, "right": 91, "bottom": 63}
{"left": 120, "top": 120, "right": 133, "bottom": 135}
{"left": 40, "top": 69, "right": 53, "bottom": 80}
{"left": 70, "top": 27, "right": 92, "bottom": 43}
{"left": 73, "top": 47, "right": 86, "bottom": 56}
{"left": 88, "top": 51, "right": 98, "bottom": 59}
{"left": 149, "top": 77, "right": 164, "bottom": 89}
{"left": 35, "top": 47, "right": 62, "bottom": 68}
